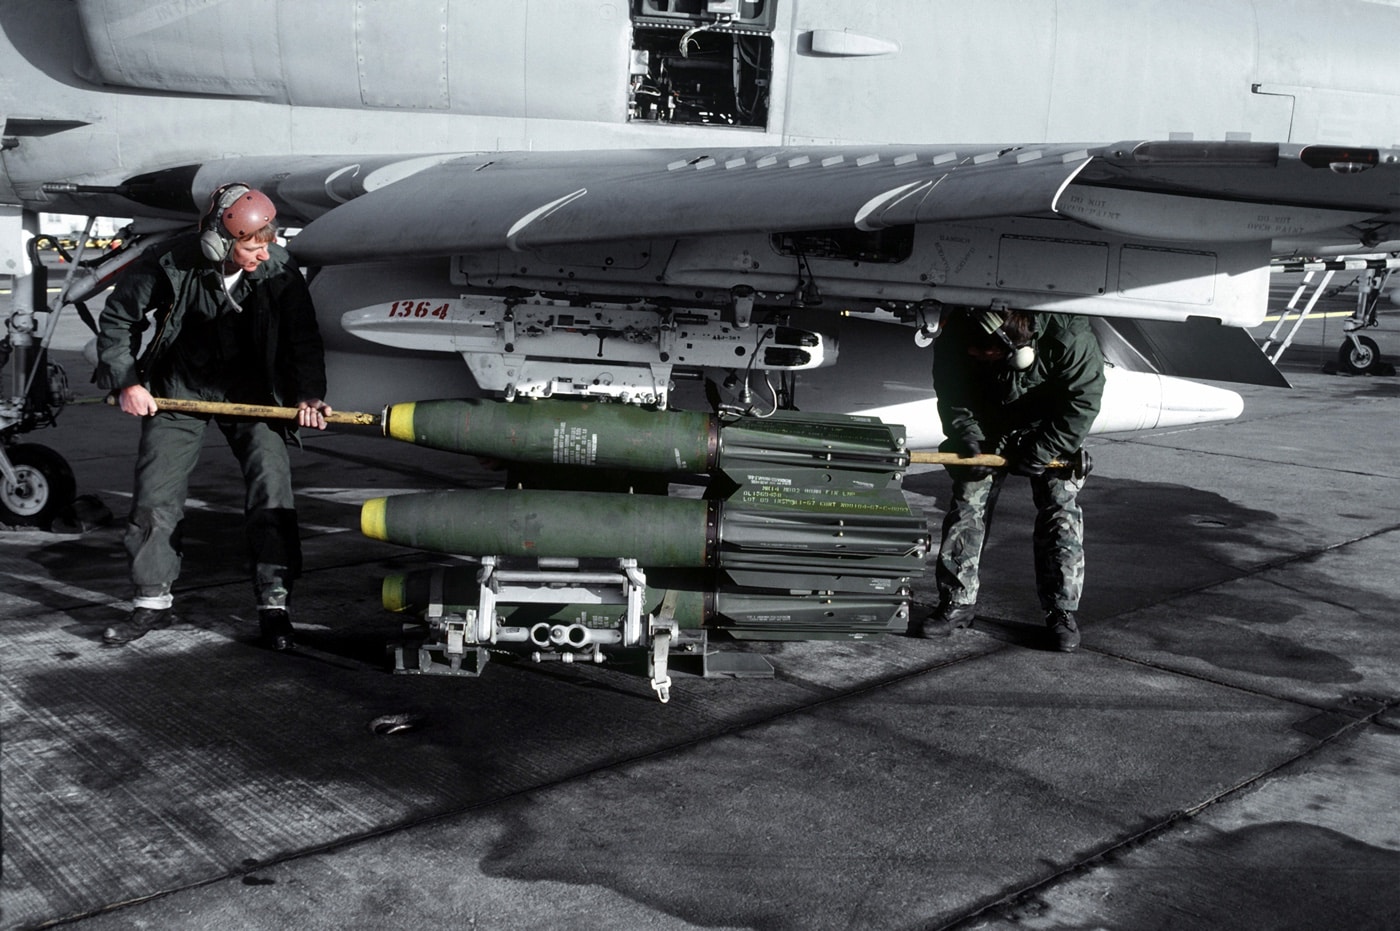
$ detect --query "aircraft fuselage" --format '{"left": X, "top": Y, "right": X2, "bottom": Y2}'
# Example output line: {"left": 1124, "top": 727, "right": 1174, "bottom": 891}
{"left": 5, "top": 0, "right": 1400, "bottom": 215}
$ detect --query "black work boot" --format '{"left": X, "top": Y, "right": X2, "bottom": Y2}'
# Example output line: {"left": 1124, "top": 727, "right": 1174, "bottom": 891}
{"left": 258, "top": 608, "right": 296, "bottom": 651}
{"left": 103, "top": 607, "right": 174, "bottom": 645}
{"left": 1046, "top": 609, "right": 1081, "bottom": 653}
{"left": 907, "top": 601, "right": 976, "bottom": 638}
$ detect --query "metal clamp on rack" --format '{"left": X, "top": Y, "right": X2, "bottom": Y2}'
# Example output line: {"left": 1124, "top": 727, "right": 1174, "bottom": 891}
{"left": 382, "top": 547, "right": 797, "bottom": 696}
{"left": 393, "top": 556, "right": 655, "bottom": 681}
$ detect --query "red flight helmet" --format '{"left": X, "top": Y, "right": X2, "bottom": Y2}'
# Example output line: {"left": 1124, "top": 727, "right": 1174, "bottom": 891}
{"left": 219, "top": 187, "right": 276, "bottom": 238}
{"left": 200, "top": 183, "right": 277, "bottom": 262}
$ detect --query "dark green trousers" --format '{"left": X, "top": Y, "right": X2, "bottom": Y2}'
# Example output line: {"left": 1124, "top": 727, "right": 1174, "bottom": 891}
{"left": 125, "top": 412, "right": 301, "bottom": 610}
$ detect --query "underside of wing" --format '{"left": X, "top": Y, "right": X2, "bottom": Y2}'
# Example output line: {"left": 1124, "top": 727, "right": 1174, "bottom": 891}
{"left": 1059, "top": 141, "right": 1400, "bottom": 252}
{"left": 264, "top": 140, "right": 1400, "bottom": 268}
{"left": 278, "top": 143, "right": 1095, "bottom": 265}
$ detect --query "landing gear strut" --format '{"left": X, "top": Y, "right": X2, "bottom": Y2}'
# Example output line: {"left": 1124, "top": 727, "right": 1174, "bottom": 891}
{"left": 1, "top": 206, "right": 78, "bottom": 528}
{"left": 1335, "top": 262, "right": 1392, "bottom": 374}
{"left": 1263, "top": 256, "right": 1396, "bottom": 374}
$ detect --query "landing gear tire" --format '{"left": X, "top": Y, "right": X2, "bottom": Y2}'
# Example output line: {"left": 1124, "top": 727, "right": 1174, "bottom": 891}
{"left": 0, "top": 444, "right": 77, "bottom": 528}
{"left": 1337, "top": 335, "right": 1381, "bottom": 374}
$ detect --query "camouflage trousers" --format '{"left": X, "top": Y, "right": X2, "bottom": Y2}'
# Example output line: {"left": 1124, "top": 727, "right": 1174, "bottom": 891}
{"left": 934, "top": 469, "right": 1087, "bottom": 611}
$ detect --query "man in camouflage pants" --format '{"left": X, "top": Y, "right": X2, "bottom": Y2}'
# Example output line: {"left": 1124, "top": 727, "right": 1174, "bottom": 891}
{"left": 910, "top": 306, "right": 1104, "bottom": 652}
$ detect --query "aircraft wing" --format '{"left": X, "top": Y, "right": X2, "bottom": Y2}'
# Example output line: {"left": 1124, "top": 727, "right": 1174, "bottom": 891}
{"left": 273, "top": 143, "right": 1095, "bottom": 264}
{"left": 273, "top": 140, "right": 1400, "bottom": 267}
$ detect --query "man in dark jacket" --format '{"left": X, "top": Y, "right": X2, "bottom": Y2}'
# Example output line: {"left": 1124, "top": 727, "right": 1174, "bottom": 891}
{"left": 909, "top": 305, "right": 1104, "bottom": 651}
{"left": 94, "top": 184, "right": 331, "bottom": 649}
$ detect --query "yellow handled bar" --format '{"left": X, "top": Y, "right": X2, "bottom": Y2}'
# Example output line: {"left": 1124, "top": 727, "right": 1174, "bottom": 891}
{"left": 106, "top": 395, "right": 380, "bottom": 426}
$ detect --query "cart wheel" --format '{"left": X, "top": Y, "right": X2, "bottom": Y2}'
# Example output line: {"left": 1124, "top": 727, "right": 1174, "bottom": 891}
{"left": 1, "top": 444, "right": 77, "bottom": 528}
{"left": 1337, "top": 336, "right": 1380, "bottom": 374}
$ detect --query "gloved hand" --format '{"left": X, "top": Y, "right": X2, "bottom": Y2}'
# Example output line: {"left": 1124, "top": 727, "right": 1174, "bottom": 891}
{"left": 1009, "top": 457, "right": 1046, "bottom": 477}
{"left": 1008, "top": 435, "right": 1048, "bottom": 477}
{"left": 946, "top": 437, "right": 994, "bottom": 481}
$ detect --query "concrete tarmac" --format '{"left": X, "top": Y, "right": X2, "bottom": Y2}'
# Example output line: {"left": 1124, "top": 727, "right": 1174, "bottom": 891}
{"left": 2, "top": 275, "right": 1398, "bottom": 930}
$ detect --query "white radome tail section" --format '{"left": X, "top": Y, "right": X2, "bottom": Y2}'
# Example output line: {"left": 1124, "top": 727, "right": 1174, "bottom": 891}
{"left": 774, "top": 317, "right": 1246, "bottom": 450}
{"left": 1091, "top": 367, "right": 1244, "bottom": 434}
{"left": 841, "top": 368, "right": 1242, "bottom": 450}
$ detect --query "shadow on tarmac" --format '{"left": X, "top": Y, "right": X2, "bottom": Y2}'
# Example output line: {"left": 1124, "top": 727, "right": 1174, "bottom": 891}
{"left": 3, "top": 308, "right": 1399, "bottom": 930}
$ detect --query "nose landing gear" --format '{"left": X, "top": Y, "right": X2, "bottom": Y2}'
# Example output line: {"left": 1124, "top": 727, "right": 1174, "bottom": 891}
{"left": 1337, "top": 333, "right": 1382, "bottom": 375}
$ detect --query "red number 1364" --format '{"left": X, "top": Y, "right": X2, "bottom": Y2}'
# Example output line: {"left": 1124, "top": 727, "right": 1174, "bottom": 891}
{"left": 388, "top": 300, "right": 450, "bottom": 319}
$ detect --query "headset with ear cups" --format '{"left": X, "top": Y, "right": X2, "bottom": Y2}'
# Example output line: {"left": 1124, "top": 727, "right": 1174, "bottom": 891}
{"left": 198, "top": 183, "right": 276, "bottom": 263}
{"left": 973, "top": 307, "right": 1036, "bottom": 371}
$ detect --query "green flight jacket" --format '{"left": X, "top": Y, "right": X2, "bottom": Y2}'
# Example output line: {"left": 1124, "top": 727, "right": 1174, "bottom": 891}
{"left": 94, "top": 233, "right": 326, "bottom": 409}
{"left": 933, "top": 312, "right": 1105, "bottom": 465}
